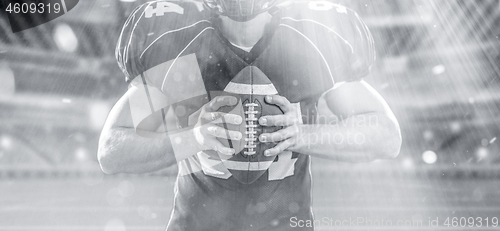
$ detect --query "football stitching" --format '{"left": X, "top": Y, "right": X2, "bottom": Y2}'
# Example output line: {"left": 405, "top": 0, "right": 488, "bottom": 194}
{"left": 243, "top": 67, "right": 258, "bottom": 157}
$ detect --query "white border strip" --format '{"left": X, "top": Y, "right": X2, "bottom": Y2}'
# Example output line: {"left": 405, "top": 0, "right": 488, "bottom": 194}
{"left": 223, "top": 160, "right": 274, "bottom": 171}
{"left": 224, "top": 82, "right": 278, "bottom": 95}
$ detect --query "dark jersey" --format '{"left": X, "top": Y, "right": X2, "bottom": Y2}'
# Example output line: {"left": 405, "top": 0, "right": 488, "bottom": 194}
{"left": 116, "top": 1, "right": 375, "bottom": 230}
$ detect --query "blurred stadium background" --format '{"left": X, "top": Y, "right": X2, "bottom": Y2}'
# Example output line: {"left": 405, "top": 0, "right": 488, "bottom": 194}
{"left": 0, "top": 0, "right": 499, "bottom": 230}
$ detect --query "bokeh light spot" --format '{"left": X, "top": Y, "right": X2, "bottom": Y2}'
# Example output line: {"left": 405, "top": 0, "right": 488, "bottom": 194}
{"left": 256, "top": 202, "right": 266, "bottom": 213}
{"left": 431, "top": 64, "right": 446, "bottom": 75}
{"left": 422, "top": 150, "right": 437, "bottom": 164}
{"left": 106, "top": 188, "right": 125, "bottom": 206}
{"left": 476, "top": 147, "right": 489, "bottom": 161}
{"left": 0, "top": 63, "right": 15, "bottom": 96}
{"left": 175, "top": 105, "right": 186, "bottom": 117}
{"left": 402, "top": 157, "right": 414, "bottom": 169}
{"left": 137, "top": 205, "right": 153, "bottom": 219}
{"left": 118, "top": 180, "right": 135, "bottom": 197}
{"left": 245, "top": 204, "right": 255, "bottom": 215}
{"left": 288, "top": 202, "right": 299, "bottom": 213}
{"left": 450, "top": 121, "right": 461, "bottom": 133}
{"left": 75, "top": 147, "right": 88, "bottom": 162}
{"left": 173, "top": 72, "right": 182, "bottom": 82}
{"left": 104, "top": 218, "right": 126, "bottom": 231}
{"left": 1, "top": 136, "right": 12, "bottom": 150}
{"left": 53, "top": 23, "right": 78, "bottom": 53}
{"left": 423, "top": 130, "right": 434, "bottom": 141}
{"left": 89, "top": 102, "right": 111, "bottom": 130}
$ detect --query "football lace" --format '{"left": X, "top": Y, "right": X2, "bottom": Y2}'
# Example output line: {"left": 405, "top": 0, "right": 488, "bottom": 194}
{"left": 244, "top": 102, "right": 259, "bottom": 155}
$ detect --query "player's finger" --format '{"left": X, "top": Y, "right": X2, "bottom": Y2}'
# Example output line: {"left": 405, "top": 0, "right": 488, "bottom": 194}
{"left": 259, "top": 114, "right": 297, "bottom": 127}
{"left": 201, "top": 112, "right": 242, "bottom": 125}
{"left": 206, "top": 126, "right": 242, "bottom": 140}
{"left": 215, "top": 114, "right": 243, "bottom": 125}
{"left": 264, "top": 95, "right": 292, "bottom": 113}
{"left": 201, "top": 111, "right": 224, "bottom": 122}
{"left": 206, "top": 139, "right": 235, "bottom": 156}
{"left": 264, "top": 139, "right": 295, "bottom": 156}
{"left": 259, "top": 126, "right": 296, "bottom": 143}
{"left": 206, "top": 96, "right": 238, "bottom": 111}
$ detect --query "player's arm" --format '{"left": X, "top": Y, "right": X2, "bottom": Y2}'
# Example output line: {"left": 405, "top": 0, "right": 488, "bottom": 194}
{"left": 98, "top": 87, "right": 177, "bottom": 174}
{"left": 260, "top": 5, "right": 400, "bottom": 161}
{"left": 97, "top": 87, "right": 241, "bottom": 174}
{"left": 259, "top": 80, "right": 401, "bottom": 162}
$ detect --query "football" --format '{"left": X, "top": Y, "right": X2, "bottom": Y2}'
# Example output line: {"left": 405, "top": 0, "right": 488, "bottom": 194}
{"left": 213, "top": 66, "right": 283, "bottom": 184}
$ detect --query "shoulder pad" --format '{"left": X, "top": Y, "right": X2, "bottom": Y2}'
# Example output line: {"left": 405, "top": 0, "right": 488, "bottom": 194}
{"left": 116, "top": 0, "right": 209, "bottom": 82}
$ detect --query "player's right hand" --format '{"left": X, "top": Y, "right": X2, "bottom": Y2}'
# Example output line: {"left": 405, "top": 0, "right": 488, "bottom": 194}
{"left": 193, "top": 96, "right": 243, "bottom": 156}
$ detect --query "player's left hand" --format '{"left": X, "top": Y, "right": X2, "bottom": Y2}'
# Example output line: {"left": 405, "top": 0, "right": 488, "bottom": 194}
{"left": 258, "top": 95, "right": 301, "bottom": 156}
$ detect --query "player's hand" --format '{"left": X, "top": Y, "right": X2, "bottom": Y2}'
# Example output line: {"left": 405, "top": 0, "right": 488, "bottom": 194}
{"left": 193, "top": 96, "right": 243, "bottom": 156}
{"left": 258, "top": 95, "right": 301, "bottom": 156}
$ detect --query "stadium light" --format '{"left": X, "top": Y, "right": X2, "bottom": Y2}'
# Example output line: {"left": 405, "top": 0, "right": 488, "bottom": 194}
{"left": 53, "top": 23, "right": 79, "bottom": 53}
{"left": 0, "top": 135, "right": 12, "bottom": 150}
{"left": 476, "top": 147, "right": 489, "bottom": 161}
{"left": 402, "top": 157, "right": 414, "bottom": 169}
{"left": 431, "top": 64, "right": 446, "bottom": 75}
{"left": 0, "top": 63, "right": 15, "bottom": 96}
{"left": 75, "top": 147, "right": 88, "bottom": 162}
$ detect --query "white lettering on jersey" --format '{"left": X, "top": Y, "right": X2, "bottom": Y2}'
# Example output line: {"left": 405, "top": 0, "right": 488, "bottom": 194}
{"left": 308, "top": 1, "right": 347, "bottom": 14}
{"left": 267, "top": 103, "right": 302, "bottom": 180}
{"left": 198, "top": 151, "right": 232, "bottom": 179}
{"left": 308, "top": 1, "right": 334, "bottom": 11}
{"left": 145, "top": 2, "right": 184, "bottom": 18}
{"left": 268, "top": 151, "right": 297, "bottom": 181}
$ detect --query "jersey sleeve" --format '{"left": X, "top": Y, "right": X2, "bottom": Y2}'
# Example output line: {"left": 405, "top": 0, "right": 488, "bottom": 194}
{"left": 336, "top": 9, "right": 376, "bottom": 82}
{"left": 115, "top": 3, "right": 150, "bottom": 83}
{"left": 115, "top": 3, "right": 172, "bottom": 137}
{"left": 115, "top": 1, "right": 209, "bottom": 137}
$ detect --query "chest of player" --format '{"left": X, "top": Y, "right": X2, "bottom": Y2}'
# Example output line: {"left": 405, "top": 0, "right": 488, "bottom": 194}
{"left": 195, "top": 27, "right": 345, "bottom": 103}
{"left": 141, "top": 19, "right": 350, "bottom": 124}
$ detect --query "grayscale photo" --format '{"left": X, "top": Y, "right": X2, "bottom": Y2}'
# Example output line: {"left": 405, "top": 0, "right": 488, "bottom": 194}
{"left": 0, "top": 0, "right": 499, "bottom": 230}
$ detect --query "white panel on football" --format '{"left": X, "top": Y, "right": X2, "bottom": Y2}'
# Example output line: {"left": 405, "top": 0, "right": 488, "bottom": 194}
{"left": 224, "top": 82, "right": 278, "bottom": 95}
{"left": 222, "top": 159, "right": 274, "bottom": 171}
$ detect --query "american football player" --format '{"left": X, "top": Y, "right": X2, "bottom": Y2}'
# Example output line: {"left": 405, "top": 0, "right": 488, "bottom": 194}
{"left": 98, "top": 0, "right": 402, "bottom": 230}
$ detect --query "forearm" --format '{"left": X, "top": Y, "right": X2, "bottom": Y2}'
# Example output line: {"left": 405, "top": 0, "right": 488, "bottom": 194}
{"left": 291, "top": 113, "right": 401, "bottom": 162}
{"left": 98, "top": 126, "right": 203, "bottom": 174}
